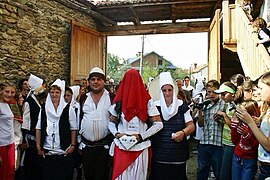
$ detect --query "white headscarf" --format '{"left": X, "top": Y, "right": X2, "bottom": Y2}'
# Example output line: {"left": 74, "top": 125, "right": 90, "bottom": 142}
{"left": 27, "top": 74, "right": 44, "bottom": 97}
{"left": 159, "top": 72, "right": 181, "bottom": 121}
{"left": 70, "top": 85, "right": 80, "bottom": 105}
{"left": 194, "top": 76, "right": 205, "bottom": 96}
{"left": 45, "top": 79, "right": 67, "bottom": 123}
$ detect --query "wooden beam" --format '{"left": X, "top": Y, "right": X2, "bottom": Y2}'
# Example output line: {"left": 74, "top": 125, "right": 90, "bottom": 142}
{"left": 171, "top": 4, "right": 177, "bottom": 23}
{"left": 98, "top": 21, "right": 210, "bottom": 36}
{"left": 129, "top": 6, "right": 141, "bottom": 25}
{"left": 97, "top": 0, "right": 217, "bottom": 10}
{"left": 54, "top": 0, "right": 116, "bottom": 26}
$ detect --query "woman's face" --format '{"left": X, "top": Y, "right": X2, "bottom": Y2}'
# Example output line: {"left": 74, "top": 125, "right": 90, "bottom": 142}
{"left": 161, "top": 84, "right": 173, "bottom": 104}
{"left": 0, "top": 86, "right": 16, "bottom": 102}
{"left": 258, "top": 81, "right": 270, "bottom": 102}
{"left": 252, "top": 86, "right": 262, "bottom": 102}
{"left": 17, "top": 93, "right": 24, "bottom": 106}
{"left": 50, "top": 87, "right": 61, "bottom": 104}
{"left": 64, "top": 91, "right": 72, "bottom": 104}
{"left": 243, "top": 90, "right": 253, "bottom": 101}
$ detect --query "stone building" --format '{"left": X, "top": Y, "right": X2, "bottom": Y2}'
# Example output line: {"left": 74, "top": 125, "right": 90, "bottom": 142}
{"left": 0, "top": 0, "right": 95, "bottom": 86}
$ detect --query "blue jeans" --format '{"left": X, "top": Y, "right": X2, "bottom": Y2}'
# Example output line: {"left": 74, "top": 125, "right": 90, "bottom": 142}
{"left": 258, "top": 165, "right": 270, "bottom": 180}
{"left": 220, "top": 145, "right": 234, "bottom": 180}
{"left": 232, "top": 154, "right": 257, "bottom": 180}
{"left": 197, "top": 144, "right": 223, "bottom": 180}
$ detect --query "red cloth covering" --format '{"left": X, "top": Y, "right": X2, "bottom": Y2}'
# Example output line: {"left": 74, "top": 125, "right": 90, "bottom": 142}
{"left": 112, "top": 146, "right": 143, "bottom": 180}
{"left": 113, "top": 69, "right": 150, "bottom": 122}
{"left": 0, "top": 143, "right": 15, "bottom": 180}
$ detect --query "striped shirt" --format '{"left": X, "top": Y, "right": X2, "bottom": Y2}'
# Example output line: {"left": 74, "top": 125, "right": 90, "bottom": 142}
{"left": 200, "top": 98, "right": 226, "bottom": 146}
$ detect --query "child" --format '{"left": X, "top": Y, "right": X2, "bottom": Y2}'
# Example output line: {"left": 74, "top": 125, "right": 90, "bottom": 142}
{"left": 252, "top": 17, "right": 270, "bottom": 54}
{"left": 235, "top": 71, "right": 270, "bottom": 179}
{"left": 231, "top": 100, "right": 260, "bottom": 180}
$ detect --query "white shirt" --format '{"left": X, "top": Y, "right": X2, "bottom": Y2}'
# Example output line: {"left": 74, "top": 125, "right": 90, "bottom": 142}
{"left": 36, "top": 105, "right": 77, "bottom": 154}
{"left": 22, "top": 94, "right": 41, "bottom": 131}
{"left": 0, "top": 103, "right": 14, "bottom": 146}
{"left": 79, "top": 90, "right": 111, "bottom": 142}
{"left": 258, "top": 109, "right": 270, "bottom": 163}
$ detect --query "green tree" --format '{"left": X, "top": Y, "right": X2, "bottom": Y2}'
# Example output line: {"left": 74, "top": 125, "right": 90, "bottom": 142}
{"left": 107, "top": 53, "right": 128, "bottom": 84}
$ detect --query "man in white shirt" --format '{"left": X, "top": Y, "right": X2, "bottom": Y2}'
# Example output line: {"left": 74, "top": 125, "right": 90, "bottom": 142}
{"left": 79, "top": 67, "right": 114, "bottom": 180}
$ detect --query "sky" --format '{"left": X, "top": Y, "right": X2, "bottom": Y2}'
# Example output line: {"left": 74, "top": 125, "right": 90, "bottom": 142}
{"left": 107, "top": 32, "right": 208, "bottom": 69}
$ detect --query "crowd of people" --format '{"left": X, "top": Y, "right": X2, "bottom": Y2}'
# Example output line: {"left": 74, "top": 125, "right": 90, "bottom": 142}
{"left": 1, "top": 67, "right": 270, "bottom": 180}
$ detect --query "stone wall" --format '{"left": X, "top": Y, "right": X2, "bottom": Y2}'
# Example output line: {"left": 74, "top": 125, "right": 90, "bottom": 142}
{"left": 0, "top": 0, "right": 96, "bottom": 86}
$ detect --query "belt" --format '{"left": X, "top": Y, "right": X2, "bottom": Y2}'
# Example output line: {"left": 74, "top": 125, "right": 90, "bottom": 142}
{"left": 260, "top": 161, "right": 270, "bottom": 166}
{"left": 81, "top": 134, "right": 113, "bottom": 147}
{"left": 26, "top": 134, "right": 36, "bottom": 141}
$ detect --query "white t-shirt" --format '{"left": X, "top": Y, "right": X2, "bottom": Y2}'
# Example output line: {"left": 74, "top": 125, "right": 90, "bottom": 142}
{"left": 0, "top": 102, "right": 14, "bottom": 146}
{"left": 258, "top": 109, "right": 270, "bottom": 163}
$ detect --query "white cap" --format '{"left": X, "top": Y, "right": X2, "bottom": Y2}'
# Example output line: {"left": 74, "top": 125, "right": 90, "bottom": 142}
{"left": 88, "top": 67, "right": 105, "bottom": 81}
{"left": 28, "top": 74, "right": 43, "bottom": 91}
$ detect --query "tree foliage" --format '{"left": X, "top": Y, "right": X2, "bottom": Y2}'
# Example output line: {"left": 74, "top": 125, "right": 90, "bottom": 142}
{"left": 107, "top": 53, "right": 191, "bottom": 86}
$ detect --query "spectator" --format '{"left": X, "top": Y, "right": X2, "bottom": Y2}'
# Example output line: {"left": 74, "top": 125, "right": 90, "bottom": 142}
{"left": 182, "top": 76, "right": 195, "bottom": 98}
{"left": 196, "top": 80, "right": 226, "bottom": 180}
{"left": 235, "top": 71, "right": 270, "bottom": 179}
{"left": 252, "top": 17, "right": 270, "bottom": 54}
{"left": 231, "top": 100, "right": 260, "bottom": 180}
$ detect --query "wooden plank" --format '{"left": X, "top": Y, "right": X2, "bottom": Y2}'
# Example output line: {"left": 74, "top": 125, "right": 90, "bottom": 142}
{"left": 54, "top": 0, "right": 116, "bottom": 26}
{"left": 70, "top": 20, "right": 106, "bottom": 85}
{"left": 129, "top": 6, "right": 141, "bottom": 25}
{"left": 98, "top": 21, "right": 210, "bottom": 36}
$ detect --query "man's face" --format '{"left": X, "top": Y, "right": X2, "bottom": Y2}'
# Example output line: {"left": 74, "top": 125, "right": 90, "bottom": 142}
{"left": 206, "top": 86, "right": 219, "bottom": 102}
{"left": 89, "top": 76, "right": 105, "bottom": 94}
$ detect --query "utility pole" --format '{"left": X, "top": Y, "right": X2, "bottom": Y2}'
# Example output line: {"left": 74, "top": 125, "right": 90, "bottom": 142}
{"left": 139, "top": 35, "right": 145, "bottom": 75}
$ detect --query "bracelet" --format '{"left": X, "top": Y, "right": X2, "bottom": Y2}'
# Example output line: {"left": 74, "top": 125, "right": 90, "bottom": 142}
{"left": 70, "top": 144, "right": 76, "bottom": 147}
{"left": 181, "top": 129, "right": 186, "bottom": 137}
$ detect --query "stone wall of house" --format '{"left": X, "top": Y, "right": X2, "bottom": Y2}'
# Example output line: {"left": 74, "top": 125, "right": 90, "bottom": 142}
{"left": 0, "top": 0, "right": 96, "bottom": 86}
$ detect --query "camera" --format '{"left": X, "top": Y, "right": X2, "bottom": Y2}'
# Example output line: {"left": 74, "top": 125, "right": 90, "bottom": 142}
{"left": 193, "top": 93, "right": 211, "bottom": 110}
{"left": 229, "top": 102, "right": 237, "bottom": 111}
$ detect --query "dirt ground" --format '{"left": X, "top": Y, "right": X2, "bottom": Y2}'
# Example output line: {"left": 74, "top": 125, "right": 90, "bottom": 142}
{"left": 187, "top": 138, "right": 199, "bottom": 180}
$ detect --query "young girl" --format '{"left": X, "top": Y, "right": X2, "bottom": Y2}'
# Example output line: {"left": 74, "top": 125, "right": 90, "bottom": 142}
{"left": 0, "top": 83, "right": 16, "bottom": 180}
{"left": 236, "top": 71, "right": 270, "bottom": 179}
{"left": 214, "top": 81, "right": 243, "bottom": 180}
{"left": 252, "top": 17, "right": 270, "bottom": 54}
{"left": 231, "top": 100, "right": 260, "bottom": 180}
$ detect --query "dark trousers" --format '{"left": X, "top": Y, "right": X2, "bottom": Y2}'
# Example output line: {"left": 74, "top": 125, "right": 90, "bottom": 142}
{"left": 23, "top": 147, "right": 42, "bottom": 180}
{"left": 82, "top": 146, "right": 111, "bottom": 180}
{"left": 149, "top": 160, "right": 187, "bottom": 180}
{"left": 42, "top": 153, "right": 74, "bottom": 180}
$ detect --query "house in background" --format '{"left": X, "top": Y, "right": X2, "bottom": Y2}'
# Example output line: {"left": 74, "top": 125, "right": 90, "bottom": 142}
{"left": 190, "top": 63, "right": 208, "bottom": 82}
{"left": 127, "top": 51, "right": 177, "bottom": 70}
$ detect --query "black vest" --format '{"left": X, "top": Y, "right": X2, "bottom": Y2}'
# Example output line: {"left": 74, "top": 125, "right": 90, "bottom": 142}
{"left": 40, "top": 104, "right": 71, "bottom": 151}
{"left": 151, "top": 103, "right": 190, "bottom": 162}
{"left": 25, "top": 95, "right": 41, "bottom": 135}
